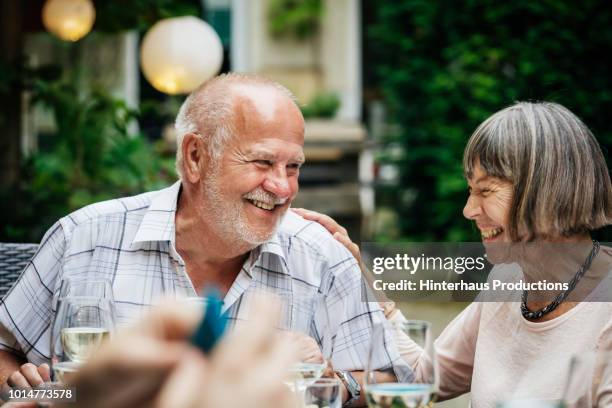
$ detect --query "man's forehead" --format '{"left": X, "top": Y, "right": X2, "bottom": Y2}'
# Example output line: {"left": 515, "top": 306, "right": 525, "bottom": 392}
{"left": 232, "top": 84, "right": 286, "bottom": 122}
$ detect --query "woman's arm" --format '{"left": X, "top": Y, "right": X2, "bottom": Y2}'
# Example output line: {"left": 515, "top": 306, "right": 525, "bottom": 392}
{"left": 293, "top": 208, "right": 479, "bottom": 400}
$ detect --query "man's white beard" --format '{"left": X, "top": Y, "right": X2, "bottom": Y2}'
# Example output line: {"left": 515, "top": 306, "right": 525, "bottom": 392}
{"left": 201, "top": 168, "right": 285, "bottom": 247}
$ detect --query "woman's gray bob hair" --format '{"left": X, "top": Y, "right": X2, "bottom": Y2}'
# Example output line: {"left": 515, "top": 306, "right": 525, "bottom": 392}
{"left": 463, "top": 101, "right": 611, "bottom": 240}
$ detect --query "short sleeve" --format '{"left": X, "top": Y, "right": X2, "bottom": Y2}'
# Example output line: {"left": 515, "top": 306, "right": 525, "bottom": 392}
{"left": 0, "top": 222, "right": 66, "bottom": 365}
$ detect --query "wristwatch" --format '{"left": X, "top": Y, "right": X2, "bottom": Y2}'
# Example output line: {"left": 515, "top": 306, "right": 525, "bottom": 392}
{"left": 335, "top": 370, "right": 361, "bottom": 407}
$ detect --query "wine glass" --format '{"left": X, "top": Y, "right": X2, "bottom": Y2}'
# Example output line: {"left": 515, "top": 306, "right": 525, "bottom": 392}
{"left": 58, "top": 278, "right": 114, "bottom": 300}
{"left": 55, "top": 277, "right": 116, "bottom": 322}
{"left": 304, "top": 378, "right": 342, "bottom": 408}
{"left": 365, "top": 320, "right": 437, "bottom": 408}
{"left": 51, "top": 296, "right": 115, "bottom": 383}
{"left": 562, "top": 350, "right": 612, "bottom": 407}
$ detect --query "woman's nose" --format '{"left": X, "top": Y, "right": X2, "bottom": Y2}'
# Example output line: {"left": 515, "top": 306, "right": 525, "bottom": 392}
{"left": 463, "top": 194, "right": 481, "bottom": 220}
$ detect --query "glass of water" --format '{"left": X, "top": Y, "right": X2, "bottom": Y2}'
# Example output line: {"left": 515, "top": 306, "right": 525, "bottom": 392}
{"left": 304, "top": 378, "right": 342, "bottom": 408}
{"left": 50, "top": 296, "right": 115, "bottom": 383}
{"left": 365, "top": 320, "right": 437, "bottom": 408}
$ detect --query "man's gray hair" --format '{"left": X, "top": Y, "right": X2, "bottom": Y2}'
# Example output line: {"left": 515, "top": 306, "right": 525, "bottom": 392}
{"left": 174, "top": 73, "right": 297, "bottom": 178}
{"left": 463, "top": 101, "right": 611, "bottom": 240}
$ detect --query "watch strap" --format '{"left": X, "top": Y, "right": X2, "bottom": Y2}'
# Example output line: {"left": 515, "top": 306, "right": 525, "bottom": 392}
{"left": 335, "top": 370, "right": 360, "bottom": 407}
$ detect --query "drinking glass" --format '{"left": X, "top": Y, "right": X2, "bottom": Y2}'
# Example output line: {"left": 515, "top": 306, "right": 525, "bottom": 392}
{"left": 562, "top": 350, "right": 612, "bottom": 407}
{"left": 286, "top": 293, "right": 333, "bottom": 391}
{"left": 55, "top": 278, "right": 116, "bottom": 322}
{"left": 365, "top": 320, "right": 437, "bottom": 408}
{"left": 304, "top": 378, "right": 342, "bottom": 408}
{"left": 51, "top": 296, "right": 115, "bottom": 383}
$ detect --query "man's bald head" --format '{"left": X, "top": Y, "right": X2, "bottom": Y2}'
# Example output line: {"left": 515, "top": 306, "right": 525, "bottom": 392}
{"left": 174, "top": 74, "right": 302, "bottom": 179}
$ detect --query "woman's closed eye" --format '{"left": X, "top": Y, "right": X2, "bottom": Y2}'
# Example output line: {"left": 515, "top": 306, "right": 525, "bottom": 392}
{"left": 468, "top": 187, "right": 495, "bottom": 197}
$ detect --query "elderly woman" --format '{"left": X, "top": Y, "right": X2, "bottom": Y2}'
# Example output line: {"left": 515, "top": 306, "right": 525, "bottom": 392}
{"left": 294, "top": 101, "right": 612, "bottom": 406}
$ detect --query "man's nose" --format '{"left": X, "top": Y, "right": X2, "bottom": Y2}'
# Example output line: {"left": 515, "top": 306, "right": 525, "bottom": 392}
{"left": 262, "top": 168, "right": 292, "bottom": 200}
{"left": 463, "top": 194, "right": 481, "bottom": 220}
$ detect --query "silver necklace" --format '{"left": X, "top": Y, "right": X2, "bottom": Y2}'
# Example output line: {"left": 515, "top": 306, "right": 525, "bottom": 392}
{"left": 521, "top": 240, "right": 600, "bottom": 320}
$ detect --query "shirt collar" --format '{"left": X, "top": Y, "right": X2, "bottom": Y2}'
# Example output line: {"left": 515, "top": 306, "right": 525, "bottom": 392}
{"left": 131, "top": 181, "right": 181, "bottom": 246}
{"left": 130, "top": 181, "right": 289, "bottom": 269}
{"left": 253, "top": 232, "right": 288, "bottom": 268}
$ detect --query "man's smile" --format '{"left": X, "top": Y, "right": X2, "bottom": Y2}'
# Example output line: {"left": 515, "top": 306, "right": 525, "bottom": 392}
{"left": 245, "top": 197, "right": 279, "bottom": 212}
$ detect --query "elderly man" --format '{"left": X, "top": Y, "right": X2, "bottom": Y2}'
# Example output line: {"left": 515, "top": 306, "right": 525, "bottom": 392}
{"left": 0, "top": 74, "right": 403, "bottom": 406}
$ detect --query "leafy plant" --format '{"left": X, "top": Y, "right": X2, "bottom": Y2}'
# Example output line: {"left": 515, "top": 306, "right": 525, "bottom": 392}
{"left": 0, "top": 66, "right": 176, "bottom": 242}
{"left": 93, "top": 0, "right": 201, "bottom": 33}
{"left": 301, "top": 92, "right": 340, "bottom": 118}
{"left": 268, "top": 0, "right": 323, "bottom": 40}
{"left": 366, "top": 0, "right": 612, "bottom": 242}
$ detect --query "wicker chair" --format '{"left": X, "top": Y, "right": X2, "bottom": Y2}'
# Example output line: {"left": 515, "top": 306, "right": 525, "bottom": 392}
{"left": 0, "top": 243, "right": 39, "bottom": 300}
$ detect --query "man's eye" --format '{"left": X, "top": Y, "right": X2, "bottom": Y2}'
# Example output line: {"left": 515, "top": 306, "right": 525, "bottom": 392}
{"left": 254, "top": 160, "right": 273, "bottom": 166}
{"left": 287, "top": 163, "right": 301, "bottom": 170}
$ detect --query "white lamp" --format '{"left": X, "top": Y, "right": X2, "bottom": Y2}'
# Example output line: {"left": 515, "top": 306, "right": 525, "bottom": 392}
{"left": 42, "top": 0, "right": 96, "bottom": 42}
{"left": 140, "top": 16, "right": 223, "bottom": 95}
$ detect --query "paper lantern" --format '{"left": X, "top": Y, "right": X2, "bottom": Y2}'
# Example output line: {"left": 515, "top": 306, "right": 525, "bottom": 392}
{"left": 140, "top": 16, "right": 223, "bottom": 95}
{"left": 42, "top": 0, "right": 95, "bottom": 42}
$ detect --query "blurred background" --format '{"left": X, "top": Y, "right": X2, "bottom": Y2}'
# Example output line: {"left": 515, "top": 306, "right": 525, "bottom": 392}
{"left": 1, "top": 0, "right": 611, "bottom": 244}
{"left": 0, "top": 2, "right": 611, "bottom": 405}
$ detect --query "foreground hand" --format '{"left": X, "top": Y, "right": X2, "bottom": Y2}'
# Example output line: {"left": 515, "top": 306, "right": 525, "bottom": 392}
{"left": 292, "top": 208, "right": 361, "bottom": 263}
{"left": 155, "top": 295, "right": 300, "bottom": 408}
{"left": 59, "top": 294, "right": 299, "bottom": 408}
{"left": 58, "top": 301, "right": 202, "bottom": 408}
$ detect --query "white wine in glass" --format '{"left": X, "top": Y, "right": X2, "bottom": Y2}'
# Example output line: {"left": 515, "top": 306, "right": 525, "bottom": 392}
{"left": 61, "top": 327, "right": 110, "bottom": 363}
{"left": 51, "top": 296, "right": 115, "bottom": 382}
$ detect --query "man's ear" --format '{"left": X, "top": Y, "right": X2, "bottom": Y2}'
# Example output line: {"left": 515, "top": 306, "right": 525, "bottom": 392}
{"left": 181, "top": 133, "right": 205, "bottom": 183}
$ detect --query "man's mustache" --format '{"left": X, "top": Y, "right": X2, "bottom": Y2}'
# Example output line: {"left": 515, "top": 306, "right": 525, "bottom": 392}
{"left": 242, "top": 188, "right": 287, "bottom": 205}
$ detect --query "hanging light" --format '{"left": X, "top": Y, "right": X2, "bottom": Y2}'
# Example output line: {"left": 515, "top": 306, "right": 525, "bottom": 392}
{"left": 42, "top": 0, "right": 96, "bottom": 42}
{"left": 140, "top": 16, "right": 223, "bottom": 95}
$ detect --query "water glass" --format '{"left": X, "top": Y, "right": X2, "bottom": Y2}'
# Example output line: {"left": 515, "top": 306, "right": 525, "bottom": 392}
{"left": 304, "top": 378, "right": 342, "bottom": 408}
{"left": 365, "top": 320, "right": 437, "bottom": 408}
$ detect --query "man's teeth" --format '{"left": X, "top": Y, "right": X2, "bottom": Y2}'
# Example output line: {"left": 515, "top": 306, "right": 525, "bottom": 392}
{"left": 250, "top": 200, "right": 274, "bottom": 211}
{"left": 481, "top": 227, "right": 503, "bottom": 239}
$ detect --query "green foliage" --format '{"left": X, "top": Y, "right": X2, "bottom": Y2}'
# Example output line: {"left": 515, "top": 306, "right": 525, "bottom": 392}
{"left": 367, "top": 0, "right": 612, "bottom": 241}
{"left": 268, "top": 0, "right": 324, "bottom": 40}
{"left": 93, "top": 0, "right": 201, "bottom": 32}
{"left": 301, "top": 92, "right": 341, "bottom": 118}
{"left": 0, "top": 67, "right": 176, "bottom": 242}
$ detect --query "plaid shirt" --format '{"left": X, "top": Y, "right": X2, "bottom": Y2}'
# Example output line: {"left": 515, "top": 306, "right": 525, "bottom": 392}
{"left": 0, "top": 182, "right": 407, "bottom": 378}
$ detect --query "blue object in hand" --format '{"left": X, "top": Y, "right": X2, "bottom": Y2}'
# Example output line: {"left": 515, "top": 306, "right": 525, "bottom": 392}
{"left": 190, "top": 290, "right": 228, "bottom": 353}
